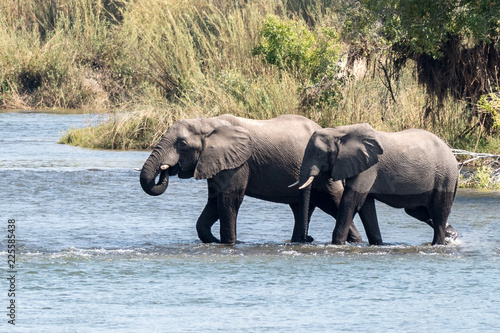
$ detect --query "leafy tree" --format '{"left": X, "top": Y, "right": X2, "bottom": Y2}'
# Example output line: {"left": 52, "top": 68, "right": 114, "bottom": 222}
{"left": 344, "top": 0, "right": 500, "bottom": 121}
{"left": 253, "top": 15, "right": 344, "bottom": 109}
{"left": 252, "top": 15, "right": 316, "bottom": 77}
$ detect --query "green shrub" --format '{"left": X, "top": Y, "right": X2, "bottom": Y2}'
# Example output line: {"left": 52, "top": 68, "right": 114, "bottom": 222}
{"left": 478, "top": 93, "right": 500, "bottom": 130}
{"left": 253, "top": 16, "right": 342, "bottom": 81}
{"left": 460, "top": 165, "right": 500, "bottom": 190}
{"left": 252, "top": 15, "right": 316, "bottom": 75}
{"left": 252, "top": 15, "right": 344, "bottom": 110}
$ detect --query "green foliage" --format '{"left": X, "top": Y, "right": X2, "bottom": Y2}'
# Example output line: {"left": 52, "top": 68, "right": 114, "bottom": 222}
{"left": 343, "top": 0, "right": 500, "bottom": 146}
{"left": 252, "top": 16, "right": 316, "bottom": 75}
{"left": 478, "top": 93, "right": 500, "bottom": 130}
{"left": 460, "top": 166, "right": 500, "bottom": 190}
{"left": 253, "top": 16, "right": 344, "bottom": 109}
{"left": 351, "top": 0, "right": 500, "bottom": 58}
{"left": 309, "top": 28, "right": 342, "bottom": 81}
{"left": 304, "top": 27, "right": 344, "bottom": 109}
{"left": 253, "top": 16, "right": 342, "bottom": 81}
{"left": 341, "top": 0, "right": 385, "bottom": 57}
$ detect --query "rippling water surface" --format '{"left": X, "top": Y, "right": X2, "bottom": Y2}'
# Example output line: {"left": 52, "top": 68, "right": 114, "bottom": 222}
{"left": 0, "top": 111, "right": 499, "bottom": 332}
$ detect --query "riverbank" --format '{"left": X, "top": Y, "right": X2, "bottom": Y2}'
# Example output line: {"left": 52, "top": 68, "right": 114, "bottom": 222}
{"left": 454, "top": 150, "right": 500, "bottom": 190}
{"left": 6, "top": 108, "right": 498, "bottom": 189}
{"left": 1, "top": 1, "right": 499, "bottom": 153}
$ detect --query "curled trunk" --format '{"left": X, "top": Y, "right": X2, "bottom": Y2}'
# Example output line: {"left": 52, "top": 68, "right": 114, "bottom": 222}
{"left": 140, "top": 149, "right": 170, "bottom": 196}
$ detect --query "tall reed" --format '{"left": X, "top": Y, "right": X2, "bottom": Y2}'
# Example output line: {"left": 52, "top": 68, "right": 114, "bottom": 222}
{"left": 1, "top": 0, "right": 497, "bottom": 153}
{"left": 0, "top": 0, "right": 120, "bottom": 108}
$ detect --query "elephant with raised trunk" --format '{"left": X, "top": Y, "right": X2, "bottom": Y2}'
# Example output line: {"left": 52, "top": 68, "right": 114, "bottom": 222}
{"left": 295, "top": 123, "right": 459, "bottom": 245}
{"left": 140, "top": 114, "right": 362, "bottom": 244}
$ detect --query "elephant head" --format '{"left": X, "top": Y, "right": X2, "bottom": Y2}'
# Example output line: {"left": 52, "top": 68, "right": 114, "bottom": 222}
{"left": 298, "top": 123, "right": 383, "bottom": 188}
{"left": 140, "top": 118, "right": 254, "bottom": 196}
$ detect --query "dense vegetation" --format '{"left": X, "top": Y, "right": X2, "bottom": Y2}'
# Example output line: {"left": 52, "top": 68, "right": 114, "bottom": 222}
{"left": 1, "top": 0, "right": 499, "bottom": 154}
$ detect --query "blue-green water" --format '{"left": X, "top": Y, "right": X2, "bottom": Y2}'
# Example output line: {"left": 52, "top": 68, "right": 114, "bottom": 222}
{"left": 0, "top": 111, "right": 499, "bottom": 332}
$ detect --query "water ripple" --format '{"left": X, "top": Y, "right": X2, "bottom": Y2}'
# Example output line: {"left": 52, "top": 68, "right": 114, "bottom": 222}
{"left": 18, "top": 241, "right": 465, "bottom": 260}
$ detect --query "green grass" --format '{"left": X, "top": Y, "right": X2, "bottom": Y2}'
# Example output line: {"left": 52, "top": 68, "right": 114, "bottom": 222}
{"left": 1, "top": 0, "right": 498, "bottom": 154}
{"left": 59, "top": 104, "right": 206, "bottom": 150}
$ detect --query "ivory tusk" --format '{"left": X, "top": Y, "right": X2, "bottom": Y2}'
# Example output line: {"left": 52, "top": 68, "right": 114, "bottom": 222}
{"left": 288, "top": 180, "right": 300, "bottom": 188}
{"left": 134, "top": 168, "right": 141, "bottom": 171}
{"left": 160, "top": 164, "right": 170, "bottom": 170}
{"left": 298, "top": 176, "right": 315, "bottom": 190}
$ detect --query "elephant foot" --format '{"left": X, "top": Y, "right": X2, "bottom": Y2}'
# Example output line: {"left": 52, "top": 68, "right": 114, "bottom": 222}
{"left": 445, "top": 223, "right": 458, "bottom": 241}
{"left": 331, "top": 233, "right": 346, "bottom": 245}
{"left": 290, "top": 235, "right": 314, "bottom": 243}
{"left": 346, "top": 234, "right": 363, "bottom": 243}
{"left": 346, "top": 229, "right": 363, "bottom": 243}
{"left": 198, "top": 233, "right": 221, "bottom": 244}
{"left": 202, "top": 239, "right": 221, "bottom": 244}
{"left": 331, "top": 239, "right": 346, "bottom": 245}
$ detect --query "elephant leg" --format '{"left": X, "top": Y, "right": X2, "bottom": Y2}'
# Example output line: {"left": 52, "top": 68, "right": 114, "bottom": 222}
{"left": 332, "top": 188, "right": 366, "bottom": 245}
{"left": 211, "top": 166, "right": 249, "bottom": 244}
{"left": 431, "top": 215, "right": 447, "bottom": 245}
{"left": 346, "top": 225, "right": 363, "bottom": 243}
{"left": 196, "top": 196, "right": 220, "bottom": 243}
{"left": 312, "top": 189, "right": 363, "bottom": 243}
{"left": 290, "top": 201, "right": 315, "bottom": 243}
{"left": 405, "top": 207, "right": 458, "bottom": 241}
{"left": 357, "top": 196, "right": 383, "bottom": 245}
{"left": 405, "top": 207, "right": 431, "bottom": 225}
{"left": 429, "top": 192, "right": 455, "bottom": 245}
{"left": 217, "top": 190, "right": 245, "bottom": 244}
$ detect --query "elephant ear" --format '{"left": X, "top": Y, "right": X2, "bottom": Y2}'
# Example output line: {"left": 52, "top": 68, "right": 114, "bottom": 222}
{"left": 194, "top": 125, "right": 254, "bottom": 180}
{"left": 330, "top": 124, "right": 383, "bottom": 181}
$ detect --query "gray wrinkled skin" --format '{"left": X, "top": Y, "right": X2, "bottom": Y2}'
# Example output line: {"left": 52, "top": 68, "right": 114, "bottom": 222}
{"left": 297, "top": 123, "right": 459, "bottom": 245}
{"left": 140, "top": 114, "right": 362, "bottom": 244}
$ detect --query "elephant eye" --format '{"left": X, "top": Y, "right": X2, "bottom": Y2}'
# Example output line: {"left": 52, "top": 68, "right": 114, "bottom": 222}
{"left": 177, "top": 140, "right": 188, "bottom": 149}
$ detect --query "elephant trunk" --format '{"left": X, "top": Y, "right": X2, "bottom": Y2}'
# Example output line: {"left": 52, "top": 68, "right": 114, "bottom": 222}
{"left": 140, "top": 139, "right": 178, "bottom": 196}
{"left": 140, "top": 153, "right": 170, "bottom": 196}
{"left": 140, "top": 164, "right": 169, "bottom": 196}
{"left": 297, "top": 134, "right": 326, "bottom": 190}
{"left": 297, "top": 163, "right": 321, "bottom": 189}
{"left": 293, "top": 164, "right": 318, "bottom": 241}
{"left": 291, "top": 184, "right": 312, "bottom": 242}
{"left": 291, "top": 153, "right": 323, "bottom": 242}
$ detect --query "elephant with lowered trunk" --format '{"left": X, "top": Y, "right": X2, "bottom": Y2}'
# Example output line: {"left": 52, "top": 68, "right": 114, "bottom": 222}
{"left": 295, "top": 123, "right": 459, "bottom": 245}
{"left": 140, "top": 114, "right": 362, "bottom": 244}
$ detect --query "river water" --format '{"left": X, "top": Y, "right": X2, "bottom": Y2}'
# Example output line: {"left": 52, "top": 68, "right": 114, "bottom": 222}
{"left": 0, "top": 111, "right": 499, "bottom": 332}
